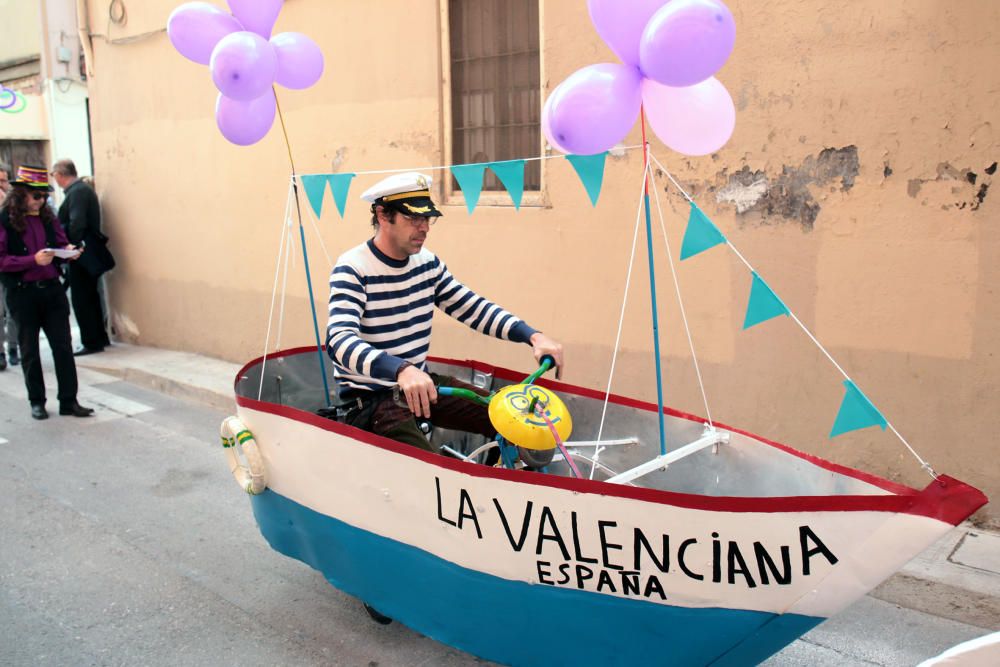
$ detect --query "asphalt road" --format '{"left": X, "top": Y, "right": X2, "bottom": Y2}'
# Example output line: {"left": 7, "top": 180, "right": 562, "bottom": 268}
{"left": 0, "top": 360, "right": 990, "bottom": 666}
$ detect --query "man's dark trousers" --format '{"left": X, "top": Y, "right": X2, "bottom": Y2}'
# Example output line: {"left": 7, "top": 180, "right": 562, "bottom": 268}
{"left": 69, "top": 262, "right": 109, "bottom": 350}
{"left": 14, "top": 281, "right": 78, "bottom": 405}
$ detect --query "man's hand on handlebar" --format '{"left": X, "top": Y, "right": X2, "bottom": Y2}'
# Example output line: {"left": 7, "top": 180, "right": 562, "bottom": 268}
{"left": 529, "top": 332, "right": 564, "bottom": 380}
{"left": 397, "top": 364, "right": 437, "bottom": 418}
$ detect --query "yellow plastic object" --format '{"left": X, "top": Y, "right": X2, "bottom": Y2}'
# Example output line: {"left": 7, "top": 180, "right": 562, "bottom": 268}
{"left": 487, "top": 384, "right": 573, "bottom": 450}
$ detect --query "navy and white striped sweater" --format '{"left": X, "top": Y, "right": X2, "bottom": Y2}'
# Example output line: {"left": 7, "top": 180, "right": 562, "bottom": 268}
{"left": 326, "top": 239, "right": 536, "bottom": 394}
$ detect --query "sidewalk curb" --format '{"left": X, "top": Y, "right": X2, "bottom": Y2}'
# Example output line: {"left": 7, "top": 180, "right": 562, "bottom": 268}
{"left": 83, "top": 364, "right": 236, "bottom": 413}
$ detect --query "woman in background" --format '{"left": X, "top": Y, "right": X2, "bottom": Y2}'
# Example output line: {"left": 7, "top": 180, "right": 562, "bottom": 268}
{"left": 0, "top": 166, "right": 94, "bottom": 420}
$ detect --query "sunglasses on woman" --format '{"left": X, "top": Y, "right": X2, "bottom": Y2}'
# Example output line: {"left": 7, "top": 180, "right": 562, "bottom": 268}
{"left": 29, "top": 192, "right": 47, "bottom": 201}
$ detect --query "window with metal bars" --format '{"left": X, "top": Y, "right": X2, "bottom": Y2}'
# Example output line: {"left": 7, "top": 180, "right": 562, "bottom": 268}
{"left": 448, "top": 0, "right": 541, "bottom": 194}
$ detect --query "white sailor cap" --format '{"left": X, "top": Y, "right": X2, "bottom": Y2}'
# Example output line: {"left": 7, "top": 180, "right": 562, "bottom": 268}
{"left": 360, "top": 171, "right": 442, "bottom": 217}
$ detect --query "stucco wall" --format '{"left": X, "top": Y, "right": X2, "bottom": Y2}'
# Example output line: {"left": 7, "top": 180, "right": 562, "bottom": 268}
{"left": 0, "top": 0, "right": 42, "bottom": 60}
{"left": 84, "top": 0, "right": 998, "bottom": 525}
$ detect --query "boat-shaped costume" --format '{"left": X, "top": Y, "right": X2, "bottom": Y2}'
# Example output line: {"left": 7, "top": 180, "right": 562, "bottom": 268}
{"left": 225, "top": 347, "right": 986, "bottom": 667}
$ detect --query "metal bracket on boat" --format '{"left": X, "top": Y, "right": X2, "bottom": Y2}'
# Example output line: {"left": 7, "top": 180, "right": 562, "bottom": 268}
{"left": 471, "top": 370, "right": 493, "bottom": 391}
{"left": 604, "top": 427, "right": 730, "bottom": 485}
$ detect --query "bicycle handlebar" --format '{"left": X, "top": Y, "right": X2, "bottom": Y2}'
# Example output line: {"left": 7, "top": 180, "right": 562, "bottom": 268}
{"left": 435, "top": 356, "right": 556, "bottom": 406}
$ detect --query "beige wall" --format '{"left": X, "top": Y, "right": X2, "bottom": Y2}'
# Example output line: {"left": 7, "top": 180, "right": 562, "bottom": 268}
{"left": 85, "top": 0, "right": 999, "bottom": 526}
{"left": 0, "top": 0, "right": 42, "bottom": 61}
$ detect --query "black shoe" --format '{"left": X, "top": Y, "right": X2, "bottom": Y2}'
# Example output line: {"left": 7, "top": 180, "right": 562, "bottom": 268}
{"left": 31, "top": 404, "right": 48, "bottom": 420}
{"left": 8, "top": 346, "right": 18, "bottom": 366}
{"left": 59, "top": 401, "right": 95, "bottom": 417}
{"left": 73, "top": 346, "right": 104, "bottom": 357}
{"left": 362, "top": 603, "right": 393, "bottom": 625}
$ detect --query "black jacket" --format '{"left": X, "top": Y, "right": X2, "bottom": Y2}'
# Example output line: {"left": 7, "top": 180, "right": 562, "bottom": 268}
{"left": 57, "top": 179, "right": 101, "bottom": 245}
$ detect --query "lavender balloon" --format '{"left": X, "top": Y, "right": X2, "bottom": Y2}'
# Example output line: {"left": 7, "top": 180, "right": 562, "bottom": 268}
{"left": 210, "top": 31, "right": 278, "bottom": 102}
{"left": 548, "top": 63, "right": 643, "bottom": 155}
{"left": 271, "top": 32, "right": 324, "bottom": 90}
{"left": 216, "top": 90, "right": 277, "bottom": 146}
{"left": 167, "top": 2, "right": 242, "bottom": 65}
{"left": 587, "top": 0, "right": 671, "bottom": 67}
{"left": 642, "top": 77, "right": 735, "bottom": 156}
{"left": 639, "top": 0, "right": 736, "bottom": 87}
{"left": 227, "top": 0, "right": 283, "bottom": 38}
{"left": 541, "top": 91, "right": 572, "bottom": 154}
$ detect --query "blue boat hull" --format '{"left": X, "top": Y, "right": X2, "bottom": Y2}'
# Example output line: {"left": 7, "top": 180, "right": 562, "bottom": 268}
{"left": 251, "top": 489, "right": 823, "bottom": 666}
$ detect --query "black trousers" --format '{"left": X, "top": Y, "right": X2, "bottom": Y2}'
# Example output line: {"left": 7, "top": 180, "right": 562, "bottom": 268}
{"left": 69, "top": 262, "right": 109, "bottom": 350}
{"left": 13, "top": 280, "right": 79, "bottom": 406}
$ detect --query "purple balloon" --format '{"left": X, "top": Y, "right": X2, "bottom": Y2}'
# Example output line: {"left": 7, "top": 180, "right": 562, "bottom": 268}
{"left": 641, "top": 77, "right": 735, "bottom": 156}
{"left": 271, "top": 32, "right": 324, "bottom": 90}
{"left": 548, "top": 64, "right": 643, "bottom": 155}
{"left": 639, "top": 0, "right": 736, "bottom": 87}
{"left": 216, "top": 90, "right": 276, "bottom": 146}
{"left": 587, "top": 0, "right": 671, "bottom": 66}
{"left": 210, "top": 31, "right": 278, "bottom": 102}
{"left": 227, "top": 0, "right": 283, "bottom": 38}
{"left": 167, "top": 2, "right": 243, "bottom": 65}
{"left": 541, "top": 91, "right": 572, "bottom": 154}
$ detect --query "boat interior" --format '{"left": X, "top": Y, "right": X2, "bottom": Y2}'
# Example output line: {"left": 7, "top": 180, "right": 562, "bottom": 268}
{"left": 237, "top": 349, "right": 900, "bottom": 499}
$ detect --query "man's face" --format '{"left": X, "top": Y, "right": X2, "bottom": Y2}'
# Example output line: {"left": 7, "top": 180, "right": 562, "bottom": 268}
{"left": 0, "top": 171, "right": 9, "bottom": 195}
{"left": 51, "top": 170, "right": 68, "bottom": 190}
{"left": 378, "top": 207, "right": 431, "bottom": 258}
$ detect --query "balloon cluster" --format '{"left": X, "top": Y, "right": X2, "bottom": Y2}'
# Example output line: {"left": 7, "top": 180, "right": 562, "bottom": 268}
{"left": 168, "top": 1, "right": 324, "bottom": 146}
{"left": 543, "top": 0, "right": 737, "bottom": 157}
{"left": 0, "top": 86, "right": 26, "bottom": 114}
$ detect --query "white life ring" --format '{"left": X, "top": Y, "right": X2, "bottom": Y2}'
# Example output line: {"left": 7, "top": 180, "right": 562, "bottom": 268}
{"left": 220, "top": 416, "right": 267, "bottom": 495}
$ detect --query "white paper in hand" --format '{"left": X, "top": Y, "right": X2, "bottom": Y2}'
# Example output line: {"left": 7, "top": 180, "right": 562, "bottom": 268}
{"left": 48, "top": 248, "right": 78, "bottom": 259}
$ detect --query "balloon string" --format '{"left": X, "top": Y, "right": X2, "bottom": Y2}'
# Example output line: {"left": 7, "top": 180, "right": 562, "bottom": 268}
{"left": 639, "top": 105, "right": 651, "bottom": 197}
{"left": 273, "top": 87, "right": 297, "bottom": 175}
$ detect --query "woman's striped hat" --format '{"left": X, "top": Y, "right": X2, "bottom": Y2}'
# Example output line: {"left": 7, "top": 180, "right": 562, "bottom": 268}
{"left": 12, "top": 165, "right": 53, "bottom": 191}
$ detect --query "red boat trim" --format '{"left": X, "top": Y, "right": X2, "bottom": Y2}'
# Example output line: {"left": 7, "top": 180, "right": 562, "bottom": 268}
{"left": 234, "top": 349, "right": 987, "bottom": 525}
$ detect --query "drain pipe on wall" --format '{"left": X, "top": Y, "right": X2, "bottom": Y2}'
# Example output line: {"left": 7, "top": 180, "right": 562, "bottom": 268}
{"left": 76, "top": 0, "right": 95, "bottom": 78}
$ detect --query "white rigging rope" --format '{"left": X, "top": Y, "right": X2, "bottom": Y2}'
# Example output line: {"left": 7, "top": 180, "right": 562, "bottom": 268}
{"left": 589, "top": 157, "right": 650, "bottom": 480}
{"left": 293, "top": 174, "right": 334, "bottom": 268}
{"left": 648, "top": 153, "right": 936, "bottom": 478}
{"left": 274, "top": 212, "right": 294, "bottom": 353}
{"left": 258, "top": 182, "right": 295, "bottom": 400}
{"left": 648, "top": 150, "right": 715, "bottom": 428}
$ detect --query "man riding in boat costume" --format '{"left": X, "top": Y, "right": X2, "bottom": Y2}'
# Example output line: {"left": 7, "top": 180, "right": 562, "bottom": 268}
{"left": 326, "top": 172, "right": 564, "bottom": 455}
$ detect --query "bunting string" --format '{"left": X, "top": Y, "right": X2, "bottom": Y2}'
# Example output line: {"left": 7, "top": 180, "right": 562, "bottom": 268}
{"left": 647, "top": 152, "right": 936, "bottom": 478}
{"left": 296, "top": 145, "right": 642, "bottom": 219}
{"left": 298, "top": 145, "right": 643, "bottom": 178}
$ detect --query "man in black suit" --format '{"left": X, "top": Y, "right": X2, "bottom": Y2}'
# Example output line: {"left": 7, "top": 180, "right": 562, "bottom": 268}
{"left": 51, "top": 159, "right": 110, "bottom": 355}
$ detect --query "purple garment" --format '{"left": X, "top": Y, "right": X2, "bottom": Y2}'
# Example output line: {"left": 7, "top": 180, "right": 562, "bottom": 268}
{"left": 0, "top": 214, "right": 69, "bottom": 282}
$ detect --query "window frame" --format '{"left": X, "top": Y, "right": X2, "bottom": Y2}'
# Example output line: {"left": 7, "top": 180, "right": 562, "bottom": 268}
{"left": 438, "top": 0, "right": 550, "bottom": 210}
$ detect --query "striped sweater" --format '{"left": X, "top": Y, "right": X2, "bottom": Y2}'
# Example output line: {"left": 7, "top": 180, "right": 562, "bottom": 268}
{"left": 326, "top": 239, "right": 536, "bottom": 393}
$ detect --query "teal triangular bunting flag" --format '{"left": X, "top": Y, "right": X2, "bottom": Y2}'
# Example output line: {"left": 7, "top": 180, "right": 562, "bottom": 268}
{"left": 488, "top": 160, "right": 525, "bottom": 210}
{"left": 680, "top": 203, "right": 727, "bottom": 260}
{"left": 830, "top": 380, "right": 888, "bottom": 438}
{"left": 743, "top": 272, "right": 790, "bottom": 329}
{"left": 566, "top": 152, "right": 608, "bottom": 206}
{"left": 451, "top": 163, "right": 487, "bottom": 214}
{"left": 300, "top": 174, "right": 329, "bottom": 218}
{"left": 328, "top": 173, "right": 355, "bottom": 218}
